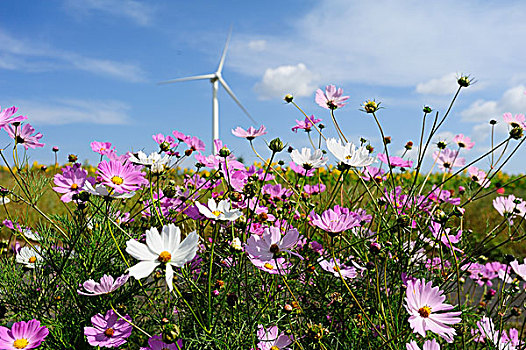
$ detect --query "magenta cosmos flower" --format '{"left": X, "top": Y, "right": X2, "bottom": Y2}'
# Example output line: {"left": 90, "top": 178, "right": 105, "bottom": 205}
{"left": 291, "top": 115, "right": 322, "bottom": 132}
{"left": 0, "top": 106, "right": 27, "bottom": 130}
{"left": 140, "top": 335, "right": 183, "bottom": 350}
{"left": 315, "top": 85, "right": 349, "bottom": 110}
{"left": 53, "top": 163, "right": 88, "bottom": 202}
{"left": 245, "top": 227, "right": 301, "bottom": 261}
{"left": 84, "top": 309, "right": 132, "bottom": 348}
{"left": 78, "top": 273, "right": 129, "bottom": 296}
{"left": 377, "top": 153, "right": 413, "bottom": 168}
{"left": 231, "top": 125, "right": 267, "bottom": 140}
{"left": 5, "top": 123, "right": 44, "bottom": 150}
{"left": 97, "top": 159, "right": 148, "bottom": 194}
{"left": 90, "top": 141, "right": 115, "bottom": 156}
{"left": 405, "top": 278, "right": 461, "bottom": 343}
{"left": 0, "top": 319, "right": 49, "bottom": 350}
{"left": 257, "top": 325, "right": 293, "bottom": 350}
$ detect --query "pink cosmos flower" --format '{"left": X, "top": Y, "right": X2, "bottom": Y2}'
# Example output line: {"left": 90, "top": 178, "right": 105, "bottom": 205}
{"left": 453, "top": 134, "right": 474, "bottom": 149}
{"left": 140, "top": 335, "right": 183, "bottom": 350}
{"left": 493, "top": 194, "right": 526, "bottom": 220}
{"left": 309, "top": 206, "right": 361, "bottom": 234}
{"left": 53, "top": 163, "right": 88, "bottom": 202}
{"left": 405, "top": 278, "right": 461, "bottom": 343}
{"left": 77, "top": 273, "right": 129, "bottom": 296}
{"left": 377, "top": 153, "right": 413, "bottom": 168}
{"left": 467, "top": 166, "right": 490, "bottom": 188}
{"left": 291, "top": 115, "right": 322, "bottom": 132}
{"left": 245, "top": 227, "right": 301, "bottom": 261}
{"left": 90, "top": 141, "right": 115, "bottom": 156}
{"left": 257, "top": 325, "right": 293, "bottom": 350}
{"left": 172, "top": 130, "right": 187, "bottom": 142}
{"left": 152, "top": 133, "right": 176, "bottom": 149}
{"left": 5, "top": 123, "right": 44, "bottom": 150}
{"left": 473, "top": 316, "right": 521, "bottom": 349}
{"left": 84, "top": 309, "right": 132, "bottom": 348}
{"left": 318, "top": 257, "right": 357, "bottom": 279}
{"left": 511, "top": 258, "right": 526, "bottom": 281}
{"left": 432, "top": 149, "right": 465, "bottom": 171}
{"left": 289, "top": 161, "right": 315, "bottom": 177}
{"left": 97, "top": 160, "right": 148, "bottom": 194}
{"left": 262, "top": 184, "right": 293, "bottom": 202}
{"left": 250, "top": 256, "right": 291, "bottom": 275}
{"left": 0, "top": 319, "right": 49, "bottom": 350}
{"left": 303, "top": 183, "right": 326, "bottom": 195}
{"left": 315, "top": 85, "right": 349, "bottom": 110}
{"left": 184, "top": 136, "right": 205, "bottom": 152}
{"left": 232, "top": 125, "right": 267, "bottom": 140}
{"left": 0, "top": 106, "right": 27, "bottom": 130}
{"left": 406, "top": 339, "right": 440, "bottom": 350}
{"left": 503, "top": 112, "right": 526, "bottom": 130}
{"left": 429, "top": 221, "right": 462, "bottom": 253}
{"left": 362, "top": 166, "right": 386, "bottom": 182}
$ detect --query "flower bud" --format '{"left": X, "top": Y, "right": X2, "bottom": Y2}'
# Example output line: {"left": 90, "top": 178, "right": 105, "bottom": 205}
{"left": 384, "top": 136, "right": 391, "bottom": 145}
{"left": 268, "top": 138, "right": 285, "bottom": 153}
{"left": 457, "top": 75, "right": 471, "bottom": 87}
{"left": 68, "top": 154, "right": 78, "bottom": 163}
{"left": 162, "top": 324, "right": 180, "bottom": 344}
{"left": 230, "top": 237, "right": 243, "bottom": 252}
{"left": 489, "top": 119, "right": 497, "bottom": 125}
{"left": 163, "top": 185, "right": 177, "bottom": 198}
{"left": 284, "top": 94, "right": 294, "bottom": 103}
{"left": 369, "top": 242, "right": 381, "bottom": 254}
{"left": 219, "top": 146, "right": 230, "bottom": 158}
{"left": 510, "top": 126, "right": 524, "bottom": 140}
{"left": 405, "top": 141, "right": 413, "bottom": 150}
{"left": 423, "top": 106, "right": 432, "bottom": 114}
{"left": 160, "top": 141, "right": 171, "bottom": 152}
{"left": 363, "top": 100, "right": 379, "bottom": 113}
{"left": 52, "top": 146, "right": 59, "bottom": 152}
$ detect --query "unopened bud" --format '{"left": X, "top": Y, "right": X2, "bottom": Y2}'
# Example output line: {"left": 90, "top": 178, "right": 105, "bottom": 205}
{"left": 268, "top": 138, "right": 285, "bottom": 153}
{"left": 423, "top": 106, "right": 432, "bottom": 114}
{"left": 457, "top": 75, "right": 471, "bottom": 87}
{"left": 284, "top": 94, "right": 294, "bottom": 103}
{"left": 68, "top": 154, "right": 78, "bottom": 163}
{"left": 405, "top": 141, "right": 413, "bottom": 150}
{"left": 510, "top": 126, "right": 524, "bottom": 140}
{"left": 363, "top": 100, "right": 379, "bottom": 113}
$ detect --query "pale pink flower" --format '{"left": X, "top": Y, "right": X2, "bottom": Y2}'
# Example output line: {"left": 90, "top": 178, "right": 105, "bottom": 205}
{"left": 77, "top": 274, "right": 129, "bottom": 296}
{"left": 453, "top": 134, "right": 474, "bottom": 149}
{"left": 231, "top": 125, "right": 267, "bottom": 140}
{"left": 317, "top": 257, "right": 357, "bottom": 279}
{"left": 315, "top": 85, "right": 349, "bottom": 110}
{"left": 53, "top": 163, "right": 88, "bottom": 202}
{"left": 0, "top": 106, "right": 27, "bottom": 130}
{"left": 377, "top": 153, "right": 413, "bottom": 168}
{"left": 405, "top": 278, "right": 461, "bottom": 343}
{"left": 432, "top": 149, "right": 465, "bottom": 171}
{"left": 511, "top": 258, "right": 526, "bottom": 281}
{"left": 245, "top": 227, "right": 301, "bottom": 261}
{"left": 90, "top": 141, "right": 115, "bottom": 156}
{"left": 503, "top": 112, "right": 526, "bottom": 130}
{"left": 467, "top": 166, "right": 490, "bottom": 188}
{"left": 406, "top": 339, "right": 440, "bottom": 350}
{"left": 257, "top": 325, "right": 293, "bottom": 350}
{"left": 5, "top": 123, "right": 44, "bottom": 149}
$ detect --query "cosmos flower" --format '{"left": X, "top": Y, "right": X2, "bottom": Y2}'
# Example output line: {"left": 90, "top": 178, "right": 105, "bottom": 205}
{"left": 290, "top": 147, "right": 327, "bottom": 170}
{"left": 195, "top": 198, "right": 242, "bottom": 221}
{"left": 77, "top": 274, "right": 129, "bottom": 296}
{"left": 126, "top": 224, "right": 199, "bottom": 291}
{"left": 84, "top": 309, "right": 132, "bottom": 348}
{"left": 428, "top": 221, "right": 462, "bottom": 253}
{"left": 503, "top": 112, "right": 526, "bottom": 130}
{"left": 377, "top": 153, "right": 413, "bottom": 168}
{"left": 510, "top": 258, "right": 526, "bottom": 280}
{"left": 406, "top": 339, "right": 440, "bottom": 350}
{"left": 493, "top": 195, "right": 526, "bottom": 221}
{"left": 97, "top": 160, "right": 148, "bottom": 194}
{"left": 309, "top": 207, "right": 361, "bottom": 234}
{"left": 405, "top": 278, "right": 461, "bottom": 342}
{"left": 249, "top": 256, "right": 291, "bottom": 275}
{"left": 90, "top": 141, "right": 115, "bottom": 156}
{"left": 128, "top": 151, "right": 171, "bottom": 173}
{"left": 303, "top": 183, "right": 326, "bottom": 195}
{"left": 291, "top": 116, "right": 322, "bottom": 133}
{"left": 432, "top": 149, "right": 465, "bottom": 171}
{"left": 362, "top": 166, "right": 386, "bottom": 182}
{"left": 5, "top": 123, "right": 44, "bottom": 150}
{"left": 16, "top": 246, "right": 42, "bottom": 269}
{"left": 326, "top": 138, "right": 375, "bottom": 168}
{"left": 53, "top": 163, "right": 88, "bottom": 202}
{"left": 453, "top": 134, "right": 475, "bottom": 149}
{"left": 231, "top": 125, "right": 267, "bottom": 140}
{"left": 467, "top": 166, "right": 490, "bottom": 188}
{"left": 184, "top": 136, "right": 205, "bottom": 152}
{"left": 473, "top": 316, "right": 521, "bottom": 349}
{"left": 140, "top": 335, "right": 183, "bottom": 350}
{"left": 0, "top": 106, "right": 27, "bottom": 130}
{"left": 0, "top": 319, "right": 49, "bottom": 350}
{"left": 83, "top": 180, "right": 136, "bottom": 199}
{"left": 318, "top": 257, "right": 357, "bottom": 279}
{"left": 315, "top": 85, "right": 349, "bottom": 110}
{"left": 257, "top": 325, "right": 293, "bottom": 350}
{"left": 245, "top": 227, "right": 301, "bottom": 261}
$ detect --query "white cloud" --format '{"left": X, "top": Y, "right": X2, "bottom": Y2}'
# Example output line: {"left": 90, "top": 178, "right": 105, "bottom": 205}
{"left": 416, "top": 73, "right": 458, "bottom": 95}
{"left": 0, "top": 29, "right": 146, "bottom": 82}
{"left": 63, "top": 0, "right": 155, "bottom": 26}
{"left": 14, "top": 99, "right": 132, "bottom": 125}
{"left": 229, "top": 0, "right": 526, "bottom": 89}
{"left": 254, "top": 63, "right": 318, "bottom": 100}
{"left": 248, "top": 40, "right": 267, "bottom": 51}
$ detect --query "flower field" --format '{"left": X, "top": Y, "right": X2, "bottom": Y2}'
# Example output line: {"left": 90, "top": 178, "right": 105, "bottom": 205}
{"left": 0, "top": 80, "right": 526, "bottom": 349}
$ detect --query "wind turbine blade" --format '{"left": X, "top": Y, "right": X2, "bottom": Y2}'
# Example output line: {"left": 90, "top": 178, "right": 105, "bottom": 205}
{"left": 217, "top": 26, "right": 232, "bottom": 74}
{"left": 218, "top": 76, "right": 258, "bottom": 124}
{"left": 157, "top": 74, "right": 215, "bottom": 85}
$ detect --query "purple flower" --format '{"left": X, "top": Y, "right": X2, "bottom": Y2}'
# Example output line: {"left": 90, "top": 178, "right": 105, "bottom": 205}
{"left": 184, "top": 136, "right": 205, "bottom": 152}
{"left": 97, "top": 159, "right": 148, "bottom": 194}
{"left": 318, "top": 257, "right": 357, "bottom": 279}
{"left": 78, "top": 274, "right": 129, "bottom": 296}
{"left": 53, "top": 163, "right": 88, "bottom": 202}
{"left": 303, "top": 183, "right": 326, "bottom": 195}
{"left": 361, "top": 166, "right": 386, "bottom": 182}
{"left": 315, "top": 85, "right": 349, "bottom": 110}
{"left": 405, "top": 278, "right": 461, "bottom": 343}
{"left": 140, "top": 335, "right": 183, "bottom": 350}
{"left": 0, "top": 106, "right": 27, "bottom": 130}
{"left": 152, "top": 133, "right": 176, "bottom": 149}
{"left": 0, "top": 319, "right": 49, "bottom": 350}
{"left": 231, "top": 125, "right": 267, "bottom": 140}
{"left": 5, "top": 123, "right": 44, "bottom": 150}
{"left": 289, "top": 161, "right": 315, "bottom": 177}
{"left": 291, "top": 116, "right": 322, "bottom": 132}
{"left": 257, "top": 325, "right": 293, "bottom": 350}
{"left": 493, "top": 194, "right": 526, "bottom": 221}
{"left": 245, "top": 227, "right": 301, "bottom": 261}
{"left": 377, "top": 153, "right": 413, "bottom": 168}
{"left": 84, "top": 309, "right": 132, "bottom": 348}
{"left": 429, "top": 221, "right": 462, "bottom": 253}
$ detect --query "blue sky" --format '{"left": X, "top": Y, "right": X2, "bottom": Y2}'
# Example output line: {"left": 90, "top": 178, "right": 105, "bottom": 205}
{"left": 0, "top": 0, "right": 525, "bottom": 173}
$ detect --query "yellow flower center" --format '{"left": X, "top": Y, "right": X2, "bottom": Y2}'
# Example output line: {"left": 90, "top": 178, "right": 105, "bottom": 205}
{"left": 271, "top": 346, "right": 280, "bottom": 350}
{"left": 70, "top": 183, "right": 78, "bottom": 190}
{"left": 111, "top": 176, "right": 124, "bottom": 185}
{"left": 418, "top": 306, "right": 431, "bottom": 318}
{"left": 264, "top": 262, "right": 274, "bottom": 270}
{"left": 333, "top": 265, "right": 340, "bottom": 272}
{"left": 104, "top": 328, "right": 114, "bottom": 337}
{"left": 100, "top": 148, "right": 105, "bottom": 152}
{"left": 212, "top": 210, "right": 222, "bottom": 216}
{"left": 345, "top": 155, "right": 352, "bottom": 159}
{"left": 29, "top": 256, "right": 37, "bottom": 263}
{"left": 158, "top": 251, "right": 172, "bottom": 263}
{"left": 13, "top": 339, "right": 29, "bottom": 349}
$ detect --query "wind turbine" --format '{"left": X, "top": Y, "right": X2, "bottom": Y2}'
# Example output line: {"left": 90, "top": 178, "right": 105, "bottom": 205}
{"left": 159, "top": 29, "right": 257, "bottom": 154}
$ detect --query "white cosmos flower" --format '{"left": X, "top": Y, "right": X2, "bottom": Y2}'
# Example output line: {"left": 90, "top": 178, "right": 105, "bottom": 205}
{"left": 129, "top": 151, "right": 171, "bottom": 173}
{"left": 125, "top": 224, "right": 199, "bottom": 291}
{"left": 84, "top": 181, "right": 135, "bottom": 199}
{"left": 16, "top": 246, "right": 43, "bottom": 268}
{"left": 195, "top": 198, "right": 242, "bottom": 221}
{"left": 22, "top": 228, "right": 43, "bottom": 241}
{"left": 326, "top": 138, "right": 375, "bottom": 167}
{"left": 0, "top": 197, "right": 10, "bottom": 205}
{"left": 290, "top": 147, "right": 327, "bottom": 170}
